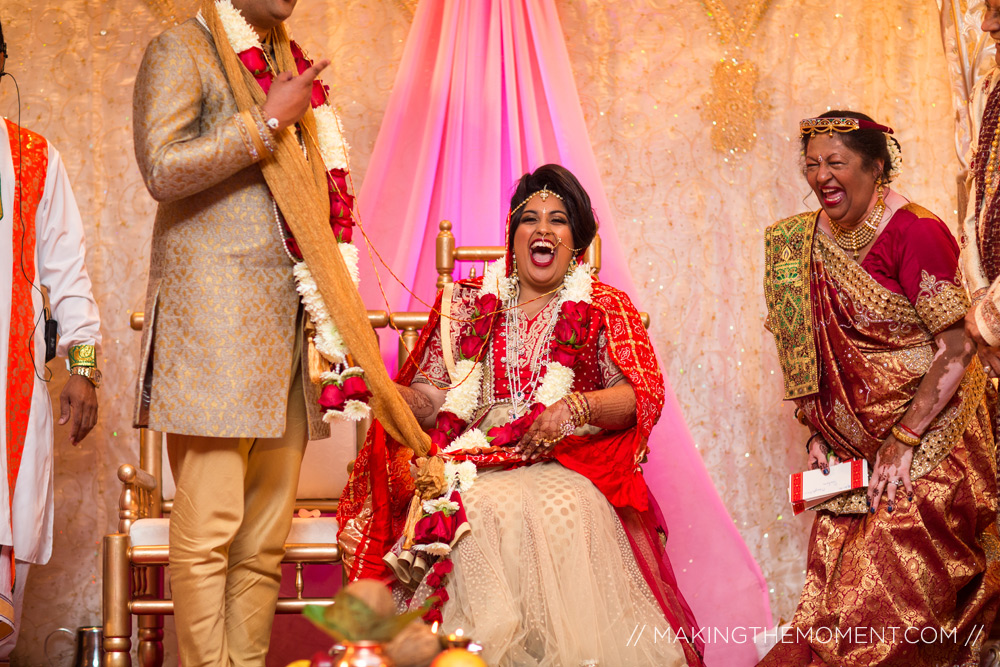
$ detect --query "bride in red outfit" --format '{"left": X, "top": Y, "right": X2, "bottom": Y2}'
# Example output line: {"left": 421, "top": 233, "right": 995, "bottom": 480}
{"left": 338, "top": 164, "right": 703, "bottom": 666}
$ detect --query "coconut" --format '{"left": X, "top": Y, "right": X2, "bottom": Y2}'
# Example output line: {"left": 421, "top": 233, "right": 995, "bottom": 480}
{"left": 384, "top": 620, "right": 442, "bottom": 667}
{"left": 342, "top": 579, "right": 396, "bottom": 620}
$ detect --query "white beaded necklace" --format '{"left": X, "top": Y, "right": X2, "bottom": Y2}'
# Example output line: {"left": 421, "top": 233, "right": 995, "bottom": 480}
{"left": 504, "top": 289, "right": 559, "bottom": 420}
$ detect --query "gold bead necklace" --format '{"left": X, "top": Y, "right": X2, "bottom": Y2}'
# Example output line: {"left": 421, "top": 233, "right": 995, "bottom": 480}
{"left": 829, "top": 187, "right": 886, "bottom": 261}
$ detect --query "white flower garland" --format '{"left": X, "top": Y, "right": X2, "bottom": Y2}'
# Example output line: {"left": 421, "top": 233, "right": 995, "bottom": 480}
{"left": 213, "top": 0, "right": 368, "bottom": 421}
{"left": 213, "top": 0, "right": 258, "bottom": 51}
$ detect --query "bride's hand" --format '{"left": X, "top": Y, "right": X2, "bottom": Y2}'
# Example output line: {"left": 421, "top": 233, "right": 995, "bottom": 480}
{"left": 516, "top": 400, "right": 574, "bottom": 460}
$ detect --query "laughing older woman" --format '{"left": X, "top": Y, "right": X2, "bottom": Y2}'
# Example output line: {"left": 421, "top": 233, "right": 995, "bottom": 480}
{"left": 760, "top": 110, "right": 1000, "bottom": 667}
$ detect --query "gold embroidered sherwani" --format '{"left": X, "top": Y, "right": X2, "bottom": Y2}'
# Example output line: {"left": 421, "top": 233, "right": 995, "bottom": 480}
{"left": 132, "top": 17, "right": 329, "bottom": 665}
{"left": 132, "top": 18, "right": 326, "bottom": 439}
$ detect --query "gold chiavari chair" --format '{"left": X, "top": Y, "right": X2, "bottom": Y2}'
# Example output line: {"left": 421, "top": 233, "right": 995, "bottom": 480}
{"left": 101, "top": 311, "right": 388, "bottom": 666}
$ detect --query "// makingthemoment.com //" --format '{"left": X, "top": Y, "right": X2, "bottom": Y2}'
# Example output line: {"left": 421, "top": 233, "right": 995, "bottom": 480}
{"left": 624, "top": 624, "right": 987, "bottom": 648}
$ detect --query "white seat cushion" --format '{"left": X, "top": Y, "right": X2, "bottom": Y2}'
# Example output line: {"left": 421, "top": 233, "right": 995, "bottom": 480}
{"left": 129, "top": 516, "right": 340, "bottom": 547}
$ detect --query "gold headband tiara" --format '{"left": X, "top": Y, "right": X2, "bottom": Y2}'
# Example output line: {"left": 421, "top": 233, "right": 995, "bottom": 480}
{"left": 510, "top": 186, "right": 564, "bottom": 216}
{"left": 799, "top": 117, "right": 894, "bottom": 137}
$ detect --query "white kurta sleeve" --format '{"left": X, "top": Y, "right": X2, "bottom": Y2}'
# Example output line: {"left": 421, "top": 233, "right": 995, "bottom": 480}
{"left": 34, "top": 144, "right": 101, "bottom": 356}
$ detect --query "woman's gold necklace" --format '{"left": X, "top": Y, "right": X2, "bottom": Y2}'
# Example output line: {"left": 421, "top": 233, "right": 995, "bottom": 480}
{"left": 829, "top": 188, "right": 886, "bottom": 261}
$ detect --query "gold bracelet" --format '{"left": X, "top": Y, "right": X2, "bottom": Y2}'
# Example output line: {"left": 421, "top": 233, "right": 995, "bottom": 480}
{"left": 890, "top": 424, "right": 921, "bottom": 447}
{"left": 68, "top": 344, "right": 96, "bottom": 368}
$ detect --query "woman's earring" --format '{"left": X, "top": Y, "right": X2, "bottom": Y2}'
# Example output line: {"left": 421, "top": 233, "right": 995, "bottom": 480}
{"left": 511, "top": 256, "right": 519, "bottom": 280}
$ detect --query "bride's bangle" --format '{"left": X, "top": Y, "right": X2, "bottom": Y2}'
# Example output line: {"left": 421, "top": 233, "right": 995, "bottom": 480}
{"left": 563, "top": 392, "right": 591, "bottom": 428}
{"left": 805, "top": 432, "right": 825, "bottom": 453}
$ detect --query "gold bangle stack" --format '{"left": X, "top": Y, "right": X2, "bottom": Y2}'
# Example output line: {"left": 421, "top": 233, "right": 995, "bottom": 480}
{"left": 563, "top": 392, "right": 592, "bottom": 428}
{"left": 890, "top": 424, "right": 921, "bottom": 447}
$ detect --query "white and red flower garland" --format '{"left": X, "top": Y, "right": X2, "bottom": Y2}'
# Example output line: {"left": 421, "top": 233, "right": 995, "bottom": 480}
{"left": 427, "top": 258, "right": 595, "bottom": 456}
{"left": 412, "top": 259, "right": 595, "bottom": 621}
{"left": 207, "top": 0, "right": 369, "bottom": 421}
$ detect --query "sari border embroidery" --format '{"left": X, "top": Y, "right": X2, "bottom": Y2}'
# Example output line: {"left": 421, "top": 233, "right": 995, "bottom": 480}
{"left": 764, "top": 211, "right": 820, "bottom": 399}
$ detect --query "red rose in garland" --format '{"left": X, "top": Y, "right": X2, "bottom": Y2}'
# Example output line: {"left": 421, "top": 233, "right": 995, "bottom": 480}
{"left": 329, "top": 189, "right": 354, "bottom": 219}
{"left": 430, "top": 411, "right": 467, "bottom": 441}
{"left": 331, "top": 221, "right": 354, "bottom": 244}
{"left": 329, "top": 168, "right": 349, "bottom": 193}
{"left": 318, "top": 383, "right": 346, "bottom": 412}
{"left": 550, "top": 342, "right": 579, "bottom": 367}
{"left": 550, "top": 300, "right": 592, "bottom": 367}
{"left": 238, "top": 47, "right": 268, "bottom": 76}
{"left": 487, "top": 403, "right": 546, "bottom": 447}
{"left": 413, "top": 510, "right": 461, "bottom": 545}
{"left": 310, "top": 80, "right": 330, "bottom": 108}
{"left": 477, "top": 294, "right": 499, "bottom": 318}
{"left": 255, "top": 74, "right": 273, "bottom": 95}
{"left": 459, "top": 335, "right": 486, "bottom": 361}
{"left": 342, "top": 376, "right": 371, "bottom": 402}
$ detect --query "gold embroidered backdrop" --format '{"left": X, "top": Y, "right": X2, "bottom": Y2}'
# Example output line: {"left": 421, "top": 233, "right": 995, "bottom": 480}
{"left": 1, "top": 0, "right": 959, "bottom": 662}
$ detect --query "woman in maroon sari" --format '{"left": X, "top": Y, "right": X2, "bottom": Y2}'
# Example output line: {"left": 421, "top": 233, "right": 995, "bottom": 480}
{"left": 761, "top": 110, "right": 1000, "bottom": 666}
{"left": 338, "top": 165, "right": 703, "bottom": 666}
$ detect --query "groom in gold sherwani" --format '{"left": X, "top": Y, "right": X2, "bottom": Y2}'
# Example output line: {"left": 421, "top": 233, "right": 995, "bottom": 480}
{"left": 132, "top": 0, "right": 332, "bottom": 663}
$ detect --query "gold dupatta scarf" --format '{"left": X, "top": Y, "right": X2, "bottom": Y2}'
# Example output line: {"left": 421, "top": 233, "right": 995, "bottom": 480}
{"left": 200, "top": 0, "right": 429, "bottom": 455}
{"left": 765, "top": 210, "right": 987, "bottom": 515}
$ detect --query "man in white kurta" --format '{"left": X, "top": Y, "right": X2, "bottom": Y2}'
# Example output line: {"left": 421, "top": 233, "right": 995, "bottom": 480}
{"left": 0, "top": 31, "right": 101, "bottom": 653}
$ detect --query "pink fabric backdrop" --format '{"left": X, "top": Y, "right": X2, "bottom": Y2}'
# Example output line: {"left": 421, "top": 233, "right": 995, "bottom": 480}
{"left": 354, "top": 1, "right": 772, "bottom": 664}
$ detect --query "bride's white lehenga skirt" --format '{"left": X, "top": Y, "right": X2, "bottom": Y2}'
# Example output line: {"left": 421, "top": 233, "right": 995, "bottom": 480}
{"left": 409, "top": 462, "right": 688, "bottom": 667}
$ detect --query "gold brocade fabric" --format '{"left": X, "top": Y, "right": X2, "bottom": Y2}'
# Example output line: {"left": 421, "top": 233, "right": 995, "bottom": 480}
{"left": 131, "top": 20, "right": 327, "bottom": 439}
{"left": 802, "top": 230, "right": 982, "bottom": 515}
{"left": 761, "top": 421, "right": 1000, "bottom": 667}
{"left": 761, "top": 209, "right": 1000, "bottom": 666}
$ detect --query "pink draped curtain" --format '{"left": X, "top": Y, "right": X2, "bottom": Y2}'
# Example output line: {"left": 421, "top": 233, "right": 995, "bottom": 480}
{"left": 355, "top": 1, "right": 771, "bottom": 663}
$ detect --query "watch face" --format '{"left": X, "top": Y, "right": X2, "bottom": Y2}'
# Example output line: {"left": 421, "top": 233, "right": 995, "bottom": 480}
{"left": 73, "top": 366, "right": 101, "bottom": 387}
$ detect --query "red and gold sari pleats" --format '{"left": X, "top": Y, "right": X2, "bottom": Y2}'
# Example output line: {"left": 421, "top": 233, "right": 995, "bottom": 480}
{"left": 760, "top": 235, "right": 1000, "bottom": 667}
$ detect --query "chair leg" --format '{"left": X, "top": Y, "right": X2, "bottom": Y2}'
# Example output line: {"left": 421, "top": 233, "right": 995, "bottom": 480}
{"left": 137, "top": 563, "right": 164, "bottom": 667}
{"left": 137, "top": 614, "right": 163, "bottom": 667}
{"left": 103, "top": 533, "right": 133, "bottom": 667}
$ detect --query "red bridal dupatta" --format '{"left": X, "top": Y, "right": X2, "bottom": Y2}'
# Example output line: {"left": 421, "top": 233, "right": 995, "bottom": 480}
{"left": 760, "top": 205, "right": 1000, "bottom": 667}
{"left": 339, "top": 277, "right": 704, "bottom": 665}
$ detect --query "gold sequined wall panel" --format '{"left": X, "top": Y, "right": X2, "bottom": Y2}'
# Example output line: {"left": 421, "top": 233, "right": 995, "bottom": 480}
{"left": 1, "top": 0, "right": 957, "bottom": 662}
